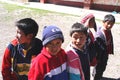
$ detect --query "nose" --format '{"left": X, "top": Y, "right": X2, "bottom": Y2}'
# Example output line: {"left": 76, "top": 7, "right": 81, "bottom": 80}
{"left": 108, "top": 24, "right": 113, "bottom": 29}
{"left": 77, "top": 38, "right": 81, "bottom": 42}
{"left": 16, "top": 33, "right": 18, "bottom": 38}
{"left": 16, "top": 33, "right": 20, "bottom": 37}
{"left": 108, "top": 24, "right": 111, "bottom": 27}
{"left": 15, "top": 33, "right": 18, "bottom": 38}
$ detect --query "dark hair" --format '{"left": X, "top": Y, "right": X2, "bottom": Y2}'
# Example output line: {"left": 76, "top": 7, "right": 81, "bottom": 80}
{"left": 15, "top": 18, "right": 39, "bottom": 37}
{"left": 103, "top": 14, "right": 115, "bottom": 23}
{"left": 70, "top": 22, "right": 88, "bottom": 36}
{"left": 90, "top": 17, "right": 97, "bottom": 31}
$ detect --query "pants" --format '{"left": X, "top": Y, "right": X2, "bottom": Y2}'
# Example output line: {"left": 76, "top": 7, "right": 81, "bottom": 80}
{"left": 93, "top": 52, "right": 108, "bottom": 80}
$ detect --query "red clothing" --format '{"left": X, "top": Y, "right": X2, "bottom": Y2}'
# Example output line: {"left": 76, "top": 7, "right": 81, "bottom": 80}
{"left": 66, "top": 44, "right": 85, "bottom": 80}
{"left": 28, "top": 47, "right": 68, "bottom": 80}
{"left": 88, "top": 30, "right": 97, "bottom": 66}
{"left": 2, "top": 38, "right": 43, "bottom": 80}
{"left": 2, "top": 39, "right": 18, "bottom": 80}
{"left": 104, "top": 30, "right": 113, "bottom": 54}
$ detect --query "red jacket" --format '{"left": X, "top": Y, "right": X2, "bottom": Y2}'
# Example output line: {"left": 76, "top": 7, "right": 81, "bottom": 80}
{"left": 28, "top": 47, "right": 68, "bottom": 80}
{"left": 2, "top": 38, "right": 43, "bottom": 80}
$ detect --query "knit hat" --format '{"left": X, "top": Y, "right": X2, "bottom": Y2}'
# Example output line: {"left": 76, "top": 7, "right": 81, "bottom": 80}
{"left": 80, "top": 13, "right": 94, "bottom": 24}
{"left": 42, "top": 25, "right": 64, "bottom": 46}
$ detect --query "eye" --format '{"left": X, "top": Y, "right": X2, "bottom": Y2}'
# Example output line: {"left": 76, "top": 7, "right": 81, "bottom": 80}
{"left": 48, "top": 42, "right": 53, "bottom": 46}
{"left": 56, "top": 41, "right": 61, "bottom": 45}
{"left": 72, "top": 35, "right": 78, "bottom": 39}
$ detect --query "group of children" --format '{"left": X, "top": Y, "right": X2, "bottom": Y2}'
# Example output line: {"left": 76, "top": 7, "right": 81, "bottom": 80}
{"left": 1, "top": 13, "right": 115, "bottom": 80}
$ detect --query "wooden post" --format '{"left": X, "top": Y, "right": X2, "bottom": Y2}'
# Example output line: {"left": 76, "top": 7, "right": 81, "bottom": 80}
{"left": 84, "top": 0, "right": 93, "bottom": 9}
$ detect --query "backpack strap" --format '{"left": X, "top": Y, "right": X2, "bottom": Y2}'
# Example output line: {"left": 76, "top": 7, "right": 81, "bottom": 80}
{"left": 11, "top": 45, "right": 20, "bottom": 80}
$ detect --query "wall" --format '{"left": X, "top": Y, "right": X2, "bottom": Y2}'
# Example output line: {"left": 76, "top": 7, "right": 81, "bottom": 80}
{"left": 93, "top": 0, "right": 120, "bottom": 6}
{"left": 40, "top": 0, "right": 120, "bottom": 12}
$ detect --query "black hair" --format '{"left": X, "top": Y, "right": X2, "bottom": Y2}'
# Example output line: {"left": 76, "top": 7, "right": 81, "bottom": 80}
{"left": 103, "top": 14, "right": 115, "bottom": 23}
{"left": 15, "top": 18, "right": 39, "bottom": 37}
{"left": 70, "top": 22, "right": 88, "bottom": 36}
{"left": 90, "top": 17, "right": 97, "bottom": 31}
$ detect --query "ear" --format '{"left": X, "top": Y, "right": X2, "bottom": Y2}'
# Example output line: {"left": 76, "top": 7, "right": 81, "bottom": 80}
{"left": 27, "top": 34, "right": 33, "bottom": 39}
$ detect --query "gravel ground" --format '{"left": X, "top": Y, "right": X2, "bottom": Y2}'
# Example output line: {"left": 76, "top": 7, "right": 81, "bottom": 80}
{"left": 0, "top": 2, "right": 120, "bottom": 80}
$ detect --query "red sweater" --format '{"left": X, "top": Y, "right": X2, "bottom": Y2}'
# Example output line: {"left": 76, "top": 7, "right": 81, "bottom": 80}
{"left": 28, "top": 47, "right": 68, "bottom": 80}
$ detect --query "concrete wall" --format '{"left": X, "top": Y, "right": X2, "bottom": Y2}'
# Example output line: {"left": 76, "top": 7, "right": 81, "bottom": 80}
{"left": 42, "top": 0, "right": 120, "bottom": 12}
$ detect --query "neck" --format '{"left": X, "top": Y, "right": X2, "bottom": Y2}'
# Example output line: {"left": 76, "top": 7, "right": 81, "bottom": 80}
{"left": 22, "top": 43, "right": 31, "bottom": 50}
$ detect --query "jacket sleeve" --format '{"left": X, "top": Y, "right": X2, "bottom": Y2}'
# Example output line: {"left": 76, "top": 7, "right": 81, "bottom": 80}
{"left": 66, "top": 50, "right": 85, "bottom": 80}
{"left": 1, "top": 45, "right": 18, "bottom": 80}
{"left": 28, "top": 58, "right": 43, "bottom": 80}
{"left": 94, "top": 37, "right": 106, "bottom": 52}
{"left": 94, "top": 37, "right": 106, "bottom": 60}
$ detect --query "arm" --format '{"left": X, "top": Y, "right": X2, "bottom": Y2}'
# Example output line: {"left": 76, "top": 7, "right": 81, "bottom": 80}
{"left": 28, "top": 58, "right": 43, "bottom": 80}
{"left": 1, "top": 44, "right": 18, "bottom": 80}
{"left": 94, "top": 37, "right": 106, "bottom": 52}
{"left": 66, "top": 50, "right": 85, "bottom": 80}
{"left": 2, "top": 46, "right": 13, "bottom": 80}
{"left": 94, "top": 37, "right": 106, "bottom": 60}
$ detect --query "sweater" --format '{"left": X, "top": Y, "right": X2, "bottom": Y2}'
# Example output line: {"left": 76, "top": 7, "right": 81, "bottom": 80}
{"left": 28, "top": 47, "right": 68, "bottom": 80}
{"left": 66, "top": 44, "right": 85, "bottom": 80}
{"left": 66, "top": 42, "right": 90, "bottom": 80}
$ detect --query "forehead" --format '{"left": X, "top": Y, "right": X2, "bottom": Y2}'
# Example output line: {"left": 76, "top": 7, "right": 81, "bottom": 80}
{"left": 50, "top": 38, "right": 62, "bottom": 43}
{"left": 16, "top": 27, "right": 25, "bottom": 34}
{"left": 104, "top": 21, "right": 114, "bottom": 24}
{"left": 72, "top": 31, "right": 86, "bottom": 36}
{"left": 89, "top": 17, "right": 95, "bottom": 21}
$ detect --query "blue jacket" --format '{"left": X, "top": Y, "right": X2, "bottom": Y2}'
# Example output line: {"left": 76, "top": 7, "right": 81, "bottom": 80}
{"left": 95, "top": 27, "right": 114, "bottom": 55}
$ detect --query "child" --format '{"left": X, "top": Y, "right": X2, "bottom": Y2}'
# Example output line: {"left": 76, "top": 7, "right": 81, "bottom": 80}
{"left": 93, "top": 14, "right": 115, "bottom": 80}
{"left": 81, "top": 13, "right": 97, "bottom": 32}
{"left": 66, "top": 22, "right": 90, "bottom": 80}
{"left": 81, "top": 13, "right": 97, "bottom": 66}
{"left": 28, "top": 25, "right": 68, "bottom": 80}
{"left": 1, "top": 18, "right": 43, "bottom": 80}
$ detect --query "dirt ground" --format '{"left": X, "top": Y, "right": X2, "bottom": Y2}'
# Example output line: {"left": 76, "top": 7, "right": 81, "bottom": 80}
{"left": 0, "top": 2, "right": 120, "bottom": 80}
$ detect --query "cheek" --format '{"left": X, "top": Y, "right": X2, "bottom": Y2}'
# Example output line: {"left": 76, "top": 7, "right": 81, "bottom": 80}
{"left": 71, "top": 39, "right": 77, "bottom": 45}
{"left": 46, "top": 46, "right": 61, "bottom": 55}
{"left": 108, "top": 24, "right": 113, "bottom": 28}
{"left": 16, "top": 33, "right": 21, "bottom": 39}
{"left": 89, "top": 23, "right": 94, "bottom": 28}
{"left": 80, "top": 38, "right": 87, "bottom": 44}
{"left": 104, "top": 23, "right": 109, "bottom": 28}
{"left": 71, "top": 38, "right": 77, "bottom": 42}
{"left": 46, "top": 47, "right": 51, "bottom": 53}
{"left": 82, "top": 40, "right": 86, "bottom": 45}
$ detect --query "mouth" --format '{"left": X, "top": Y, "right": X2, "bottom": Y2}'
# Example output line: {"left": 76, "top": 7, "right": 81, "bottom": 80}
{"left": 16, "top": 38, "right": 21, "bottom": 44}
{"left": 76, "top": 43, "right": 81, "bottom": 46}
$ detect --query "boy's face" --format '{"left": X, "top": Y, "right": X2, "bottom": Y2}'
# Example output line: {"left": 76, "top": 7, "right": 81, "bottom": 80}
{"left": 89, "top": 18, "right": 95, "bottom": 28}
{"left": 103, "top": 21, "right": 114, "bottom": 30}
{"left": 71, "top": 32, "right": 87, "bottom": 50}
{"left": 16, "top": 27, "right": 32, "bottom": 44}
{"left": 45, "top": 38, "right": 62, "bottom": 55}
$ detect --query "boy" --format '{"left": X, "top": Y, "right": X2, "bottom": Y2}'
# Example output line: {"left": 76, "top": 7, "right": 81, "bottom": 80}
{"left": 28, "top": 25, "right": 68, "bottom": 80}
{"left": 81, "top": 13, "right": 97, "bottom": 66}
{"left": 93, "top": 14, "right": 115, "bottom": 80}
{"left": 66, "top": 22, "right": 90, "bottom": 80}
{"left": 1, "top": 18, "right": 43, "bottom": 80}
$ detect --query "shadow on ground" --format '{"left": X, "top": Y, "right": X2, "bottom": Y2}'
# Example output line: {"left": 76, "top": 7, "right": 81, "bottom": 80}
{"left": 101, "top": 77, "right": 120, "bottom": 80}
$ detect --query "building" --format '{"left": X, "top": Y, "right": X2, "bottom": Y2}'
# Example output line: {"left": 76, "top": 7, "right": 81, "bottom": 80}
{"left": 39, "top": 0, "right": 120, "bottom": 12}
